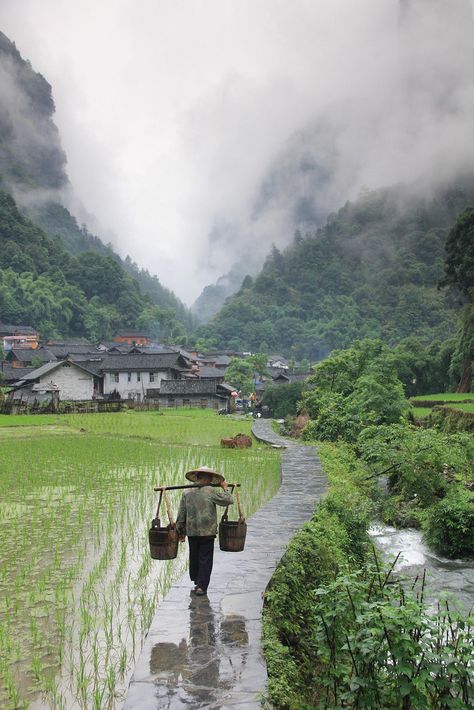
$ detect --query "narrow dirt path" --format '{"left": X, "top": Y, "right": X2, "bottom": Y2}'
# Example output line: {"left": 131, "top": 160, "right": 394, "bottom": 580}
{"left": 124, "top": 419, "right": 327, "bottom": 709}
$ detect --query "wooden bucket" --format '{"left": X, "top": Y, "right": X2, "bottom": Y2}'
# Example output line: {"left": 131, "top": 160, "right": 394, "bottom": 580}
{"left": 219, "top": 488, "right": 246, "bottom": 552}
{"left": 149, "top": 523, "right": 179, "bottom": 560}
{"left": 149, "top": 490, "right": 178, "bottom": 560}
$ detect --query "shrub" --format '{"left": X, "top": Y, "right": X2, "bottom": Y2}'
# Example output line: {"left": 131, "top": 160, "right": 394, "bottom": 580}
{"left": 262, "top": 382, "right": 304, "bottom": 419}
{"left": 356, "top": 424, "right": 474, "bottom": 506}
{"left": 428, "top": 406, "right": 474, "bottom": 434}
{"left": 425, "top": 489, "right": 474, "bottom": 558}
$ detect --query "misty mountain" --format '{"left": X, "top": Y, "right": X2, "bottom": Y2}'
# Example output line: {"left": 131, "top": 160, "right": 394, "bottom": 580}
{"left": 0, "top": 189, "right": 190, "bottom": 341}
{"left": 0, "top": 30, "right": 194, "bottom": 334}
{"left": 198, "top": 176, "right": 474, "bottom": 359}
{"left": 195, "top": 0, "right": 474, "bottom": 317}
{"left": 0, "top": 32, "right": 67, "bottom": 193}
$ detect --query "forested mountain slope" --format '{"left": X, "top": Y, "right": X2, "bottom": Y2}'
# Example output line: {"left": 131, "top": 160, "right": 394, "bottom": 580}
{"left": 0, "top": 190, "right": 190, "bottom": 341}
{"left": 199, "top": 178, "right": 474, "bottom": 359}
{"left": 0, "top": 30, "right": 194, "bottom": 336}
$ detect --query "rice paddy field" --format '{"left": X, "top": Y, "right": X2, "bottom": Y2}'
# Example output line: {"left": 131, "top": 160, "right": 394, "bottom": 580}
{"left": 0, "top": 410, "right": 281, "bottom": 709}
{"left": 410, "top": 393, "right": 474, "bottom": 420}
{"left": 410, "top": 393, "right": 474, "bottom": 402}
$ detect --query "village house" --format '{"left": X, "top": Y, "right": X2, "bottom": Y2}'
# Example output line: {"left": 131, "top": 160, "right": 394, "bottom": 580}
{"left": 6, "top": 346, "right": 57, "bottom": 368}
{"left": 113, "top": 330, "right": 151, "bottom": 347}
{"left": 44, "top": 341, "right": 102, "bottom": 360}
{"left": 0, "top": 364, "right": 34, "bottom": 385}
{"left": 197, "top": 352, "right": 233, "bottom": 370}
{"left": 100, "top": 352, "right": 191, "bottom": 400}
{"left": 272, "top": 372, "right": 312, "bottom": 385}
{"left": 267, "top": 354, "right": 289, "bottom": 370}
{"left": 156, "top": 378, "right": 234, "bottom": 410}
{"left": 0, "top": 324, "right": 39, "bottom": 351}
{"left": 8, "top": 359, "right": 99, "bottom": 404}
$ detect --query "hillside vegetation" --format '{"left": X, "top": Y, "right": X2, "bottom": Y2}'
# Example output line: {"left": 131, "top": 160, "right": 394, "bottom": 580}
{"left": 0, "top": 30, "right": 194, "bottom": 339}
{"left": 199, "top": 179, "right": 474, "bottom": 358}
{"left": 0, "top": 190, "right": 190, "bottom": 340}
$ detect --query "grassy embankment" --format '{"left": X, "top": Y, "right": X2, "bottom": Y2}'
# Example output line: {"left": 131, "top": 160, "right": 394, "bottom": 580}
{"left": 263, "top": 440, "right": 474, "bottom": 709}
{"left": 0, "top": 409, "right": 280, "bottom": 709}
{"left": 411, "top": 392, "right": 474, "bottom": 420}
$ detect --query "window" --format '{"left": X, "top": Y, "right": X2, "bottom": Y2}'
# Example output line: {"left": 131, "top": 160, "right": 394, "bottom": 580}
{"left": 137, "top": 372, "right": 141, "bottom": 382}
{"left": 113, "top": 373, "right": 119, "bottom": 383}
{"left": 149, "top": 372, "right": 155, "bottom": 383}
{"left": 127, "top": 372, "right": 132, "bottom": 382}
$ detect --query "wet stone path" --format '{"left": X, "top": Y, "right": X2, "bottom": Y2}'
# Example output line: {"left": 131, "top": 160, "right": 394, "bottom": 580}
{"left": 124, "top": 419, "right": 328, "bottom": 709}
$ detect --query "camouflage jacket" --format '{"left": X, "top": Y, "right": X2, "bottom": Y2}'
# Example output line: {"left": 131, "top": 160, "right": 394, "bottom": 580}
{"left": 176, "top": 486, "right": 234, "bottom": 537}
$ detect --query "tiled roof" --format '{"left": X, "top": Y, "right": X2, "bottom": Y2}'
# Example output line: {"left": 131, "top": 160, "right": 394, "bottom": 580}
{"left": 160, "top": 379, "right": 234, "bottom": 396}
{"left": 0, "top": 323, "right": 37, "bottom": 336}
{"left": 0, "top": 365, "right": 35, "bottom": 382}
{"left": 47, "top": 343, "right": 101, "bottom": 357}
{"left": 7, "top": 347, "right": 57, "bottom": 363}
{"left": 197, "top": 366, "right": 225, "bottom": 379}
{"left": 114, "top": 330, "right": 150, "bottom": 337}
{"left": 14, "top": 360, "right": 98, "bottom": 384}
{"left": 100, "top": 353, "right": 190, "bottom": 372}
{"left": 215, "top": 356, "right": 231, "bottom": 366}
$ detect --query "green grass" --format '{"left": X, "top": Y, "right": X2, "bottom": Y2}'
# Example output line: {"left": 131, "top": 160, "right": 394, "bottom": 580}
{"left": 0, "top": 414, "right": 62, "bottom": 427}
{"left": 411, "top": 393, "right": 474, "bottom": 402}
{"left": 446, "top": 402, "right": 474, "bottom": 412}
{"left": 412, "top": 407, "right": 432, "bottom": 419}
{"left": 0, "top": 410, "right": 280, "bottom": 709}
{"left": 63, "top": 409, "right": 257, "bottom": 446}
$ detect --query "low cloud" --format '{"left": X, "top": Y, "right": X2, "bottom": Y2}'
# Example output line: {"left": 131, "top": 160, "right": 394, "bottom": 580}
{"left": 0, "top": 0, "right": 473, "bottom": 303}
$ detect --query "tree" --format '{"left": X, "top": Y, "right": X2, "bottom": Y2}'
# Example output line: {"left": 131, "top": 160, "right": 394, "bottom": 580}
{"left": 224, "top": 357, "right": 255, "bottom": 396}
{"left": 440, "top": 208, "right": 474, "bottom": 298}
{"left": 302, "top": 340, "right": 410, "bottom": 442}
{"left": 440, "top": 209, "right": 474, "bottom": 391}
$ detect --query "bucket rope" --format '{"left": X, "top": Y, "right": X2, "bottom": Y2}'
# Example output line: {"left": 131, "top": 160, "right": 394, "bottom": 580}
{"left": 154, "top": 488, "right": 175, "bottom": 528}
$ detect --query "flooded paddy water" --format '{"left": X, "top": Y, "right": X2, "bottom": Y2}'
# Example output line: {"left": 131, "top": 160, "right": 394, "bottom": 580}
{"left": 0, "top": 411, "right": 280, "bottom": 709}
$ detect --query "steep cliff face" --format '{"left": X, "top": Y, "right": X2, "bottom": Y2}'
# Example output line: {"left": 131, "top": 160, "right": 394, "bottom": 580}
{"left": 0, "top": 31, "right": 194, "bottom": 336}
{"left": 0, "top": 31, "right": 68, "bottom": 192}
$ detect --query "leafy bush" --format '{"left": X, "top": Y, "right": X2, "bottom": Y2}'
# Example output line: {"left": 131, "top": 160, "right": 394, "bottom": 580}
{"left": 263, "top": 510, "right": 355, "bottom": 709}
{"left": 301, "top": 340, "right": 411, "bottom": 442}
{"left": 425, "top": 489, "right": 474, "bottom": 557}
{"left": 428, "top": 405, "right": 474, "bottom": 433}
{"left": 301, "top": 392, "right": 351, "bottom": 441}
{"left": 262, "top": 382, "right": 304, "bottom": 419}
{"left": 357, "top": 424, "right": 474, "bottom": 506}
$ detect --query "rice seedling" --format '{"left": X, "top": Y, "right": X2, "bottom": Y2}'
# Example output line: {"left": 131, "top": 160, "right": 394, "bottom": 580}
{"left": 0, "top": 410, "right": 280, "bottom": 708}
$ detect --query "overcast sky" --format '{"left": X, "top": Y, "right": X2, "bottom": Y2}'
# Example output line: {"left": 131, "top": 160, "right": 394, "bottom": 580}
{"left": 1, "top": 1, "right": 473, "bottom": 303}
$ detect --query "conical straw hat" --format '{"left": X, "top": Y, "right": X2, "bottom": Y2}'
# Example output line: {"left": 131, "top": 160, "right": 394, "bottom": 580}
{"left": 185, "top": 466, "right": 224, "bottom": 485}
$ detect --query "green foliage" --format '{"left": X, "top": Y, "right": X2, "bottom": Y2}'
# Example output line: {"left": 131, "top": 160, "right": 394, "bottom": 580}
{"left": 440, "top": 207, "right": 474, "bottom": 298}
{"left": 305, "top": 567, "right": 474, "bottom": 709}
{"left": 425, "top": 489, "right": 474, "bottom": 558}
{"left": 438, "top": 208, "right": 474, "bottom": 392}
{"left": 301, "top": 340, "right": 410, "bottom": 442}
{"left": 428, "top": 405, "right": 474, "bottom": 434}
{"left": 0, "top": 190, "right": 190, "bottom": 341}
{"left": 357, "top": 424, "right": 474, "bottom": 507}
{"left": 389, "top": 336, "right": 456, "bottom": 395}
{"left": 199, "top": 181, "right": 474, "bottom": 357}
{"left": 450, "top": 302, "right": 474, "bottom": 391}
{"left": 264, "top": 439, "right": 474, "bottom": 708}
{"left": 223, "top": 352, "right": 269, "bottom": 396}
{"left": 261, "top": 382, "right": 304, "bottom": 418}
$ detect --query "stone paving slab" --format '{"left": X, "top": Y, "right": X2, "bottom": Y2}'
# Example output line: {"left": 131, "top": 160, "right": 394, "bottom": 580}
{"left": 124, "top": 419, "right": 327, "bottom": 709}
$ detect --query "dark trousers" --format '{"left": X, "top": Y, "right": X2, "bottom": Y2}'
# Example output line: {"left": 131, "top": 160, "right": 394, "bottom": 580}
{"left": 188, "top": 536, "right": 215, "bottom": 592}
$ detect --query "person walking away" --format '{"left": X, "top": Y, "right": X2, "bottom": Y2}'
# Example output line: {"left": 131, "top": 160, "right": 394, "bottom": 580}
{"left": 176, "top": 466, "right": 234, "bottom": 596}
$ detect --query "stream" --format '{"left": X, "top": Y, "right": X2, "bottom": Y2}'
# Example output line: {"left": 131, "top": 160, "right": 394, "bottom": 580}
{"left": 370, "top": 524, "right": 474, "bottom": 613}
